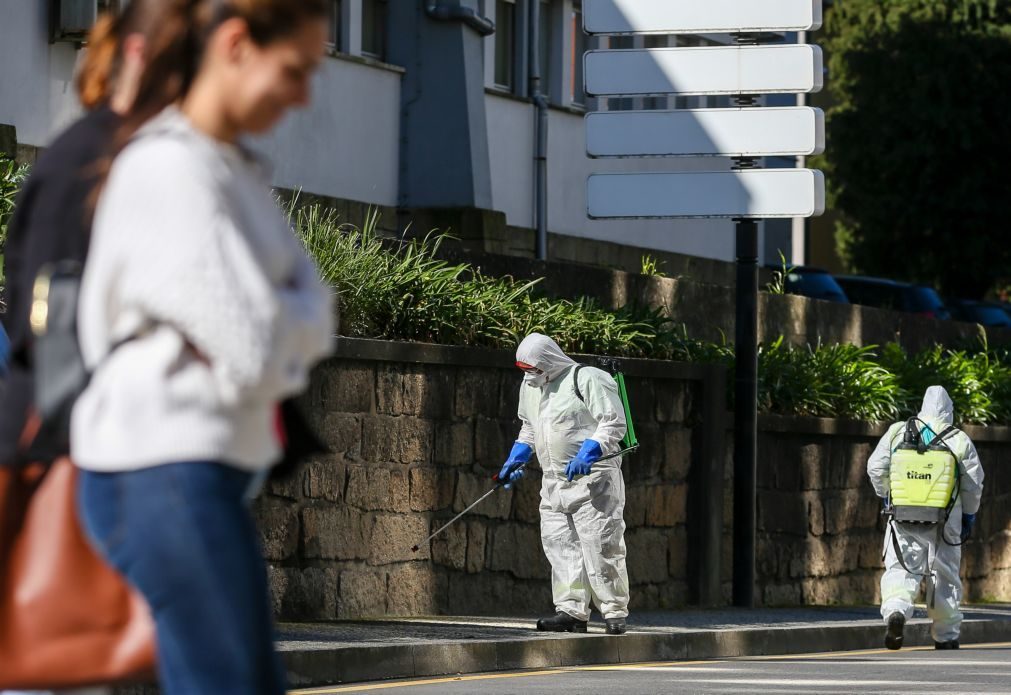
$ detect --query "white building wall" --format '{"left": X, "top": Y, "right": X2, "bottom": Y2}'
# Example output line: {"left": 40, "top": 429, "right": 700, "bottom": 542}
{"left": 485, "top": 93, "right": 535, "bottom": 228}
{"left": 0, "top": 0, "right": 84, "bottom": 147}
{"left": 252, "top": 56, "right": 401, "bottom": 208}
{"left": 485, "top": 93, "right": 736, "bottom": 261}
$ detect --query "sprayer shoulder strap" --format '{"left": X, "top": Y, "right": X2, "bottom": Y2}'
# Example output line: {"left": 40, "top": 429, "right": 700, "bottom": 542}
{"left": 572, "top": 365, "right": 587, "bottom": 404}
{"left": 933, "top": 425, "right": 959, "bottom": 445}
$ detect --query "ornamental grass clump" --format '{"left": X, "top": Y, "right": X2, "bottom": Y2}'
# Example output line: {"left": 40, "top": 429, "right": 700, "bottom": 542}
{"left": 292, "top": 202, "right": 1011, "bottom": 426}
{"left": 293, "top": 203, "right": 673, "bottom": 358}
{"left": 758, "top": 338, "right": 900, "bottom": 422}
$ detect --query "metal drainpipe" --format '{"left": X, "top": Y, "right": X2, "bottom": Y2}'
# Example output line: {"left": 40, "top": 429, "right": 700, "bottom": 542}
{"left": 529, "top": 0, "right": 549, "bottom": 261}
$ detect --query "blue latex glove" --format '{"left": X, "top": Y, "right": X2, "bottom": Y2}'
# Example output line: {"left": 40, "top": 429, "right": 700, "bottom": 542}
{"left": 565, "top": 439, "right": 603, "bottom": 482}
{"left": 961, "top": 513, "right": 976, "bottom": 542}
{"left": 497, "top": 442, "right": 533, "bottom": 488}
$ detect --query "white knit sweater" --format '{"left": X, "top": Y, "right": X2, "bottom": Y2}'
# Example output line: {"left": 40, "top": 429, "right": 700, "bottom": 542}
{"left": 72, "top": 108, "right": 335, "bottom": 472}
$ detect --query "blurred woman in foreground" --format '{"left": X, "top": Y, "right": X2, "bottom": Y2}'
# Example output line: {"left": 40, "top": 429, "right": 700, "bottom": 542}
{"left": 72, "top": 1, "right": 335, "bottom": 693}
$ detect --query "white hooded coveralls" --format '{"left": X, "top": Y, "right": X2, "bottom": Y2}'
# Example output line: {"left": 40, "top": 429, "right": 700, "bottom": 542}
{"left": 515, "top": 334, "right": 629, "bottom": 621}
{"left": 867, "top": 386, "right": 984, "bottom": 642}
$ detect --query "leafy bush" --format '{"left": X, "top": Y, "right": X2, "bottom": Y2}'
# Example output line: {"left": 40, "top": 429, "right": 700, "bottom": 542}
{"left": 878, "top": 342, "right": 1011, "bottom": 425}
{"left": 760, "top": 339, "right": 901, "bottom": 421}
{"left": 294, "top": 202, "right": 1011, "bottom": 425}
{"left": 0, "top": 156, "right": 30, "bottom": 289}
{"left": 295, "top": 203, "right": 670, "bottom": 358}
{"left": 820, "top": 0, "right": 1011, "bottom": 297}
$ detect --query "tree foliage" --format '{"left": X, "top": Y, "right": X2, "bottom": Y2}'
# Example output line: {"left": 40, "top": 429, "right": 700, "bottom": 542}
{"left": 820, "top": 0, "right": 1011, "bottom": 298}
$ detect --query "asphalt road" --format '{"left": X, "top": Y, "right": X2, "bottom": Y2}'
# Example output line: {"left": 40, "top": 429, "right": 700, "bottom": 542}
{"left": 291, "top": 641, "right": 1011, "bottom": 695}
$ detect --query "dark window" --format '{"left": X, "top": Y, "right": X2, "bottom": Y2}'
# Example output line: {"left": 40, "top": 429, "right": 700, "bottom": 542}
{"left": 495, "top": 0, "right": 517, "bottom": 90}
{"left": 608, "top": 36, "right": 635, "bottom": 111}
{"left": 326, "top": 0, "right": 342, "bottom": 52}
{"left": 644, "top": 35, "right": 668, "bottom": 110}
{"left": 570, "top": 1, "right": 586, "bottom": 105}
{"left": 835, "top": 279, "right": 904, "bottom": 311}
{"left": 362, "top": 0, "right": 387, "bottom": 60}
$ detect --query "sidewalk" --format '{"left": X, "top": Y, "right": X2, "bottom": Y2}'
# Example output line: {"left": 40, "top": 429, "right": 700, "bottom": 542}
{"left": 278, "top": 604, "right": 1011, "bottom": 689}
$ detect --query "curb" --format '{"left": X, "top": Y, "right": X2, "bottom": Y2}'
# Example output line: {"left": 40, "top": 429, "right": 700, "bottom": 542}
{"left": 282, "top": 616, "right": 1011, "bottom": 689}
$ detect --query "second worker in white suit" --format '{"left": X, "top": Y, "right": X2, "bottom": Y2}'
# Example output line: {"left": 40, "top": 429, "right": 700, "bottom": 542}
{"left": 497, "top": 333, "right": 630, "bottom": 635}
{"left": 868, "top": 385, "right": 984, "bottom": 650}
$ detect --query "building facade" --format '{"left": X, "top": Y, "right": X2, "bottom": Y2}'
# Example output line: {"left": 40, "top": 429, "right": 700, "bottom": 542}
{"left": 0, "top": 0, "right": 805, "bottom": 267}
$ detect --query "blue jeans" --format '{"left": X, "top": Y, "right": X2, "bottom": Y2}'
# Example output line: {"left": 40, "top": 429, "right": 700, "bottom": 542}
{"left": 77, "top": 462, "right": 286, "bottom": 695}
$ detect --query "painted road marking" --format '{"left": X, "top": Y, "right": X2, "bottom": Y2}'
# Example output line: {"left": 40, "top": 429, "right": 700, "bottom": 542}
{"left": 287, "top": 641, "right": 1011, "bottom": 694}
{"left": 289, "top": 670, "right": 568, "bottom": 694}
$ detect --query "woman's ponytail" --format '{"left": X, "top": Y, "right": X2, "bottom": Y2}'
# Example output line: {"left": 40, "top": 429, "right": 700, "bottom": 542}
{"left": 76, "top": 13, "right": 120, "bottom": 109}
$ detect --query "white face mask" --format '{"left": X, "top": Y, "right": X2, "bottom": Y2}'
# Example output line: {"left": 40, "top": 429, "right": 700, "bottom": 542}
{"left": 524, "top": 370, "right": 548, "bottom": 388}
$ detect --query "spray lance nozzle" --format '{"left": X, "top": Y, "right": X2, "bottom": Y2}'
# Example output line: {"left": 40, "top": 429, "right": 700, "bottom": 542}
{"left": 408, "top": 465, "right": 524, "bottom": 553}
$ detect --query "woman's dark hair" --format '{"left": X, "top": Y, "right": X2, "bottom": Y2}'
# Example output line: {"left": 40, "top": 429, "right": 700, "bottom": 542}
{"left": 76, "top": 0, "right": 175, "bottom": 109}
{"left": 126, "top": 0, "right": 327, "bottom": 132}
{"left": 90, "top": 0, "right": 326, "bottom": 206}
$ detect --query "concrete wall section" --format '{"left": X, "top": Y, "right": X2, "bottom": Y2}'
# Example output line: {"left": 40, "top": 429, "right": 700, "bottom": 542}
{"left": 252, "top": 56, "right": 402, "bottom": 208}
{"left": 0, "top": 0, "right": 83, "bottom": 147}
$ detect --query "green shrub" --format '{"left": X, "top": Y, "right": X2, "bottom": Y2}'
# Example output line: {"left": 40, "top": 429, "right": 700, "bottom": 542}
{"left": 293, "top": 202, "right": 1011, "bottom": 425}
{"left": 0, "top": 156, "right": 30, "bottom": 289}
{"left": 879, "top": 342, "right": 1011, "bottom": 425}
{"left": 294, "top": 203, "right": 671, "bottom": 358}
{"left": 759, "top": 339, "right": 900, "bottom": 421}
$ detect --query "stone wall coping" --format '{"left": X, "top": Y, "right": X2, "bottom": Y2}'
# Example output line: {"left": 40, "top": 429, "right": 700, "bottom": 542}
{"left": 332, "top": 336, "right": 722, "bottom": 382}
{"left": 757, "top": 414, "right": 889, "bottom": 438}
{"left": 757, "top": 413, "right": 1011, "bottom": 443}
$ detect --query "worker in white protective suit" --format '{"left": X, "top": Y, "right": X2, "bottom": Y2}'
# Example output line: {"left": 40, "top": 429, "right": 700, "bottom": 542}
{"left": 867, "top": 385, "right": 984, "bottom": 650}
{"left": 497, "top": 333, "right": 630, "bottom": 635}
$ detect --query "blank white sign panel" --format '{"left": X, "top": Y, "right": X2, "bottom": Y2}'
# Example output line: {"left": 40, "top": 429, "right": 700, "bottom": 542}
{"left": 584, "top": 0, "right": 823, "bottom": 35}
{"left": 587, "top": 170, "right": 826, "bottom": 219}
{"left": 585, "top": 45, "right": 824, "bottom": 96}
{"left": 586, "top": 107, "right": 825, "bottom": 158}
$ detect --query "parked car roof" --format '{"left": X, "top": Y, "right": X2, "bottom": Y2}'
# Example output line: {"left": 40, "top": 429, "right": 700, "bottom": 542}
{"left": 766, "top": 265, "right": 849, "bottom": 304}
{"left": 834, "top": 275, "right": 951, "bottom": 319}
{"left": 948, "top": 299, "right": 1011, "bottom": 328}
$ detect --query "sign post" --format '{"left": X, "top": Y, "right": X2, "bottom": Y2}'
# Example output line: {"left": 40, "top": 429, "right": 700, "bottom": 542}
{"left": 584, "top": 0, "right": 824, "bottom": 607}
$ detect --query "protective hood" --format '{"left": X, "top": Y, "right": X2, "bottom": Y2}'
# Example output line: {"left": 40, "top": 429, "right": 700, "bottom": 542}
{"left": 918, "top": 385, "right": 955, "bottom": 427}
{"left": 516, "top": 333, "right": 577, "bottom": 385}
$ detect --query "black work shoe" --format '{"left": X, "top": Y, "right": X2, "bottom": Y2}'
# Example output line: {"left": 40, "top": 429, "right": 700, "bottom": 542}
{"left": 605, "top": 617, "right": 627, "bottom": 635}
{"left": 934, "top": 639, "right": 960, "bottom": 650}
{"left": 536, "top": 612, "right": 588, "bottom": 633}
{"left": 884, "top": 612, "right": 905, "bottom": 650}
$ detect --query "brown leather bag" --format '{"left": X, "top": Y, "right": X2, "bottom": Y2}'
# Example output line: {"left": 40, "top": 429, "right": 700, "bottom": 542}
{"left": 0, "top": 455, "right": 157, "bottom": 689}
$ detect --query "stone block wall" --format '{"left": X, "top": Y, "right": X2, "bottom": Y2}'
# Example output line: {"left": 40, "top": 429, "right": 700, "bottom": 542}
{"left": 254, "top": 339, "right": 717, "bottom": 621}
{"left": 751, "top": 417, "right": 1011, "bottom": 607}
{"left": 254, "top": 338, "right": 1011, "bottom": 620}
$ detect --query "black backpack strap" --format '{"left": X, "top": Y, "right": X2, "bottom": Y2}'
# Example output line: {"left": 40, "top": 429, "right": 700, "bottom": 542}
{"left": 572, "top": 365, "right": 586, "bottom": 403}
{"left": 933, "top": 425, "right": 959, "bottom": 444}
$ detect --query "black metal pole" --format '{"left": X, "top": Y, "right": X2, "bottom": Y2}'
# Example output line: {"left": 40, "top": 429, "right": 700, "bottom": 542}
{"left": 733, "top": 218, "right": 759, "bottom": 608}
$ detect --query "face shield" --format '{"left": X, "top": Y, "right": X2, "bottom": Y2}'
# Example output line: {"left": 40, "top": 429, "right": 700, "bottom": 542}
{"left": 517, "top": 361, "right": 548, "bottom": 388}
